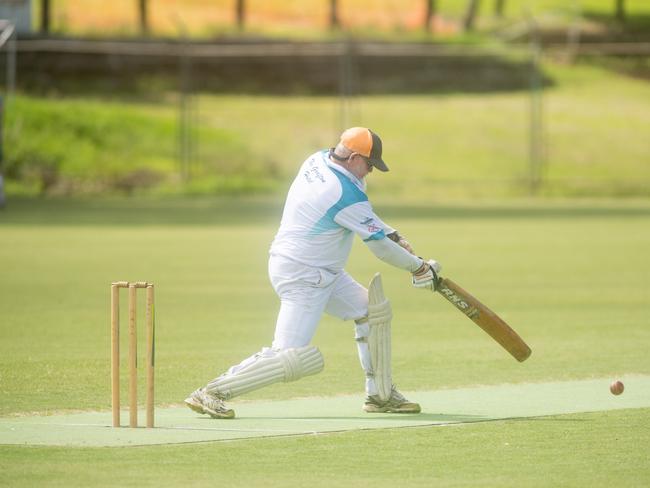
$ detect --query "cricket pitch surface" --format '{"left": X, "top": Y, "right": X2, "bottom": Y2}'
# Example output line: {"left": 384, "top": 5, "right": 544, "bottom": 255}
{"left": 2, "top": 376, "right": 649, "bottom": 447}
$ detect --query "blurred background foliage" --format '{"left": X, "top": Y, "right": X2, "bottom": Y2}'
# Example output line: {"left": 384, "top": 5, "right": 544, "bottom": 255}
{"left": 1, "top": 0, "right": 649, "bottom": 199}
{"left": 31, "top": 1, "right": 650, "bottom": 41}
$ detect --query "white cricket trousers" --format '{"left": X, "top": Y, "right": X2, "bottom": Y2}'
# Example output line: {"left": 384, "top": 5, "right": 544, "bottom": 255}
{"left": 269, "top": 254, "right": 368, "bottom": 349}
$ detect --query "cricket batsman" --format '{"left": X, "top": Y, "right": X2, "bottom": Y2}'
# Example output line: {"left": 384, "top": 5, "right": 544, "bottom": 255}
{"left": 185, "top": 127, "right": 440, "bottom": 418}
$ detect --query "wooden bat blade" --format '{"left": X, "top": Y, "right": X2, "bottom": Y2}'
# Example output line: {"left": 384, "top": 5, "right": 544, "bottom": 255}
{"left": 436, "top": 277, "right": 532, "bottom": 362}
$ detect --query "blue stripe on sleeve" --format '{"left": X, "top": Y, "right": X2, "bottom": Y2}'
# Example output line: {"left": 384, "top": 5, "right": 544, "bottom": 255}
{"left": 363, "top": 230, "right": 386, "bottom": 242}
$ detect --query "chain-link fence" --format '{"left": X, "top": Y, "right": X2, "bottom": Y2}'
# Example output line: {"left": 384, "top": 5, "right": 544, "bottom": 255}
{"left": 3, "top": 35, "right": 649, "bottom": 199}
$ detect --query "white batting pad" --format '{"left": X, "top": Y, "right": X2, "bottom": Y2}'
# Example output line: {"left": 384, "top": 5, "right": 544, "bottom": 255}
{"left": 367, "top": 273, "right": 393, "bottom": 402}
{"left": 206, "top": 346, "right": 324, "bottom": 400}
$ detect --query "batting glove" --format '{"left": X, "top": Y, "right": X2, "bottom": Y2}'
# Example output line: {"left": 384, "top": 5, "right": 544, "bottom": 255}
{"left": 412, "top": 259, "right": 442, "bottom": 291}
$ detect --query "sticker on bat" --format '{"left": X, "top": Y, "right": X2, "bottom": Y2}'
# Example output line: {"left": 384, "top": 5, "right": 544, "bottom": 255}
{"left": 439, "top": 286, "right": 480, "bottom": 319}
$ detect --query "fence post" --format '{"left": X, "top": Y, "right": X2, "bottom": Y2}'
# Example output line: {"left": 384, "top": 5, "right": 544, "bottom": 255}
{"left": 338, "top": 38, "right": 361, "bottom": 130}
{"left": 0, "top": 95, "right": 5, "bottom": 208}
{"left": 0, "top": 21, "right": 14, "bottom": 209}
{"left": 528, "top": 34, "right": 544, "bottom": 195}
{"left": 178, "top": 47, "right": 193, "bottom": 182}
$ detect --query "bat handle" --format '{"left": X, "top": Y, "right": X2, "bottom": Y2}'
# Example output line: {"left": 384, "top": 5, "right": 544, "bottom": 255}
{"left": 433, "top": 274, "right": 443, "bottom": 291}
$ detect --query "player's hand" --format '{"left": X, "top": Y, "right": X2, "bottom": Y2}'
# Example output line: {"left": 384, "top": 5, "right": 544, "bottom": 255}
{"left": 412, "top": 259, "right": 441, "bottom": 291}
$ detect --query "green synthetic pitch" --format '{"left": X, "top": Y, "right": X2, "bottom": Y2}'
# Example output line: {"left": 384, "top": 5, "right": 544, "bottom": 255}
{"left": 2, "top": 376, "right": 649, "bottom": 447}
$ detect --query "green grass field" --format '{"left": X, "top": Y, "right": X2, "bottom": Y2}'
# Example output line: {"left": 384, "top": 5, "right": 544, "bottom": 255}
{"left": 0, "top": 196, "right": 649, "bottom": 486}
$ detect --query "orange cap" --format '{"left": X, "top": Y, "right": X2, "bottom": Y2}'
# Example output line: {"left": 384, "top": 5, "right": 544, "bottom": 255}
{"left": 340, "top": 127, "right": 389, "bottom": 172}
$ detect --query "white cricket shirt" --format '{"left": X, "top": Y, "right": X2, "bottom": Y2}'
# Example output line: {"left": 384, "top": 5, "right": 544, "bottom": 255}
{"left": 270, "top": 150, "right": 396, "bottom": 271}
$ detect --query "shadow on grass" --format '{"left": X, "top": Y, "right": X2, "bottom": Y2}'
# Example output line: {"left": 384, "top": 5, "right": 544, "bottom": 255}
{"left": 1, "top": 197, "right": 649, "bottom": 227}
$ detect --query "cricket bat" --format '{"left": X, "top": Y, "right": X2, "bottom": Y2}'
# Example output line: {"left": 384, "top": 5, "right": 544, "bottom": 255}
{"left": 436, "top": 277, "right": 532, "bottom": 362}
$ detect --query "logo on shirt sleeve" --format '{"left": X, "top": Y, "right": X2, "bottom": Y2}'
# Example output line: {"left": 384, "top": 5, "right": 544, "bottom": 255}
{"left": 361, "top": 217, "right": 382, "bottom": 234}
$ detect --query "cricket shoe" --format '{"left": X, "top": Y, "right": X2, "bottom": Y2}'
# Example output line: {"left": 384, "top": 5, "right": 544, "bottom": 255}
{"left": 184, "top": 388, "right": 235, "bottom": 419}
{"left": 363, "top": 386, "right": 421, "bottom": 414}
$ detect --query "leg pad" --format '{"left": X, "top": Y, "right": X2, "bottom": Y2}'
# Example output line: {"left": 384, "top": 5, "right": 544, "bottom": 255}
{"left": 367, "top": 273, "right": 393, "bottom": 402}
{"left": 207, "top": 346, "right": 324, "bottom": 400}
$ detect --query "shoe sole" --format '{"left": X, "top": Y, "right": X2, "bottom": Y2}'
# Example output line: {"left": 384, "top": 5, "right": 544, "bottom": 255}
{"left": 363, "top": 404, "right": 421, "bottom": 414}
{"left": 184, "top": 397, "right": 236, "bottom": 419}
{"left": 184, "top": 397, "right": 205, "bottom": 414}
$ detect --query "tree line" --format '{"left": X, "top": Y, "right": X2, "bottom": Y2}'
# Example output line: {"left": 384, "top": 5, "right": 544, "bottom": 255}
{"left": 38, "top": 1, "right": 630, "bottom": 35}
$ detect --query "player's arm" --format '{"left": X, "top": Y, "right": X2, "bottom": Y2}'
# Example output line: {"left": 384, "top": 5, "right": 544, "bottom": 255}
{"left": 365, "top": 237, "right": 423, "bottom": 272}
{"left": 334, "top": 203, "right": 440, "bottom": 284}
{"left": 367, "top": 238, "right": 441, "bottom": 291}
{"left": 369, "top": 212, "right": 417, "bottom": 256}
{"left": 386, "top": 230, "right": 414, "bottom": 254}
{"left": 368, "top": 214, "right": 411, "bottom": 254}
{"left": 373, "top": 216, "right": 441, "bottom": 290}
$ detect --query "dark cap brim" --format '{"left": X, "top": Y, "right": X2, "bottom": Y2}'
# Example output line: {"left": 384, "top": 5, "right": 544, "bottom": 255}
{"left": 370, "top": 158, "right": 389, "bottom": 172}
{"left": 367, "top": 129, "right": 389, "bottom": 172}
